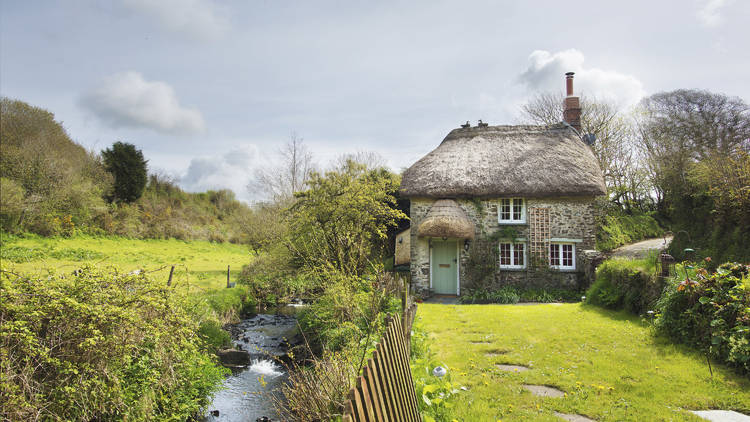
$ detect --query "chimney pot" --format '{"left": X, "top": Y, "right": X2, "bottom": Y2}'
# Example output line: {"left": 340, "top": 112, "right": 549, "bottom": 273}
{"left": 563, "top": 72, "right": 581, "bottom": 132}
{"left": 565, "top": 72, "right": 575, "bottom": 96}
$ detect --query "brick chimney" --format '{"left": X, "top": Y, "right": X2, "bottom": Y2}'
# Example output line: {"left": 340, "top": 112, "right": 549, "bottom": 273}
{"left": 563, "top": 72, "right": 581, "bottom": 132}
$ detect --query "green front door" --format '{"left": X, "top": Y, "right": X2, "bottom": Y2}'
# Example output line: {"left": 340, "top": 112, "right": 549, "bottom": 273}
{"left": 432, "top": 240, "right": 457, "bottom": 295}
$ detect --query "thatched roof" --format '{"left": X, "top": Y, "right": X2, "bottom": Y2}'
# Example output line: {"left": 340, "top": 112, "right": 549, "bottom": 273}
{"left": 417, "top": 199, "right": 475, "bottom": 239}
{"left": 401, "top": 124, "right": 606, "bottom": 198}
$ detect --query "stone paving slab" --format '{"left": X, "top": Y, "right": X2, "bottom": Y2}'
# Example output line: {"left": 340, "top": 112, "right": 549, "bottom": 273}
{"left": 554, "top": 412, "right": 596, "bottom": 422}
{"left": 522, "top": 384, "right": 565, "bottom": 398}
{"left": 496, "top": 364, "right": 529, "bottom": 372}
{"left": 691, "top": 410, "right": 750, "bottom": 422}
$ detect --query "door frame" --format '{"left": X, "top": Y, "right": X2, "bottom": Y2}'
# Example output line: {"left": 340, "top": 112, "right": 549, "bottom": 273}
{"left": 429, "top": 238, "right": 461, "bottom": 296}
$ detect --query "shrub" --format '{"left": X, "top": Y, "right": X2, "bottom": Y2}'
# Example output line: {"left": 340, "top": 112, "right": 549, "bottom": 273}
{"left": 0, "top": 265, "right": 228, "bottom": 421}
{"left": 297, "top": 273, "right": 401, "bottom": 352}
{"left": 460, "top": 286, "right": 520, "bottom": 304}
{"left": 239, "top": 245, "right": 313, "bottom": 310}
{"left": 654, "top": 262, "right": 750, "bottom": 374}
{"left": 586, "top": 253, "right": 662, "bottom": 314}
{"left": 459, "top": 286, "right": 582, "bottom": 304}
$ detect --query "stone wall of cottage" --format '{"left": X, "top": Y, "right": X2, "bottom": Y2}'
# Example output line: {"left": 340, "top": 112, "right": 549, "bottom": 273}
{"left": 409, "top": 196, "right": 599, "bottom": 297}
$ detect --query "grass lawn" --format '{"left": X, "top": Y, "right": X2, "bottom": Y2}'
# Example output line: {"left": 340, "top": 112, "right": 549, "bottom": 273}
{"left": 0, "top": 234, "right": 252, "bottom": 292}
{"left": 416, "top": 303, "right": 750, "bottom": 421}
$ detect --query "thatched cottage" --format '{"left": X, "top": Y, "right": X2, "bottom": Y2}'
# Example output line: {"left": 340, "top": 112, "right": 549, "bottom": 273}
{"left": 399, "top": 73, "right": 606, "bottom": 297}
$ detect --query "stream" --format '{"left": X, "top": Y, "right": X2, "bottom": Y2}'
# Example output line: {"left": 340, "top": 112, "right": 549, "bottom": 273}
{"left": 202, "top": 306, "right": 304, "bottom": 422}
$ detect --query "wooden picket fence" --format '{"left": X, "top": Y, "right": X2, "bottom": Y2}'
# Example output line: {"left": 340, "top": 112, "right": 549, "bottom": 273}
{"left": 342, "top": 302, "right": 420, "bottom": 422}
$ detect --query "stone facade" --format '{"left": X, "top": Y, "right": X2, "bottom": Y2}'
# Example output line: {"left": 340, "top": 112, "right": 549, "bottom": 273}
{"left": 409, "top": 196, "right": 599, "bottom": 297}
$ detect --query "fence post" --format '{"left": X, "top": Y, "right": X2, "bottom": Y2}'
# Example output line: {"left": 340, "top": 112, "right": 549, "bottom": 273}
{"left": 167, "top": 265, "right": 175, "bottom": 286}
{"left": 226, "top": 265, "right": 230, "bottom": 288}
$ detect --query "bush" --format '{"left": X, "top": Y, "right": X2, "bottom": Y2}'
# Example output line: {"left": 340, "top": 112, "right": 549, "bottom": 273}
{"left": 459, "top": 286, "right": 520, "bottom": 304}
{"left": 239, "top": 245, "right": 313, "bottom": 310}
{"left": 0, "top": 265, "right": 228, "bottom": 421}
{"left": 297, "top": 273, "right": 401, "bottom": 352}
{"left": 459, "top": 286, "right": 582, "bottom": 304}
{"left": 586, "top": 253, "right": 662, "bottom": 314}
{"left": 654, "top": 262, "right": 750, "bottom": 374}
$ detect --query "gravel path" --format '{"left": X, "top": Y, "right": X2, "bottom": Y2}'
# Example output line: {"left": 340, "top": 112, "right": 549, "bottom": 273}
{"left": 610, "top": 235, "right": 672, "bottom": 259}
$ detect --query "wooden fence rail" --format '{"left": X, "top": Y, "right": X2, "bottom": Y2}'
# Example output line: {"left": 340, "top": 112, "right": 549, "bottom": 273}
{"left": 343, "top": 302, "right": 420, "bottom": 422}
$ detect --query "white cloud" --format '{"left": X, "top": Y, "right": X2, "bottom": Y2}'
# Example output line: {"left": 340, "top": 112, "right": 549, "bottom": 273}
{"left": 518, "top": 49, "right": 646, "bottom": 107}
{"left": 80, "top": 71, "right": 205, "bottom": 135}
{"left": 180, "top": 145, "right": 259, "bottom": 202}
{"left": 122, "top": 0, "right": 229, "bottom": 41}
{"left": 696, "top": 0, "right": 733, "bottom": 27}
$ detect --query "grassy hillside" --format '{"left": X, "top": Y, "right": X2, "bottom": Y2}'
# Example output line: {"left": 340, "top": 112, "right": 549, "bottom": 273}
{"left": 0, "top": 234, "right": 251, "bottom": 292}
{"left": 1, "top": 97, "right": 255, "bottom": 243}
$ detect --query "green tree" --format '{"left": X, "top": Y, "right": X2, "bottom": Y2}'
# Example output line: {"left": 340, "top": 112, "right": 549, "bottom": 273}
{"left": 286, "top": 160, "right": 407, "bottom": 277}
{"left": 102, "top": 141, "right": 148, "bottom": 203}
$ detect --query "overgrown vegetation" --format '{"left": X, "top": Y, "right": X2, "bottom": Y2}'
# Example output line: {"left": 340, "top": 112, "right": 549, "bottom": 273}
{"left": 655, "top": 261, "right": 750, "bottom": 375}
{"left": 0, "top": 98, "right": 254, "bottom": 242}
{"left": 586, "top": 255, "right": 750, "bottom": 377}
{"left": 460, "top": 286, "right": 583, "bottom": 304}
{"left": 595, "top": 207, "right": 663, "bottom": 251}
{"left": 0, "top": 266, "right": 228, "bottom": 421}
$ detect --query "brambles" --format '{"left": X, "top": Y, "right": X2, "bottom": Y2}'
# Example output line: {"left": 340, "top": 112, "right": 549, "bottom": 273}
{"left": 0, "top": 266, "right": 228, "bottom": 421}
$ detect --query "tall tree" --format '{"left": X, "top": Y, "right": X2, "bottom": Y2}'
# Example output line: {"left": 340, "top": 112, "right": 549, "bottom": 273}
{"left": 520, "top": 93, "right": 650, "bottom": 210}
{"left": 101, "top": 141, "right": 148, "bottom": 203}
{"left": 635, "top": 89, "right": 750, "bottom": 211}
{"left": 249, "top": 133, "right": 315, "bottom": 202}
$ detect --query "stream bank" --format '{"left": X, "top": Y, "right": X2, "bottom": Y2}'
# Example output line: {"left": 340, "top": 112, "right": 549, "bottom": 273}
{"left": 202, "top": 305, "right": 305, "bottom": 422}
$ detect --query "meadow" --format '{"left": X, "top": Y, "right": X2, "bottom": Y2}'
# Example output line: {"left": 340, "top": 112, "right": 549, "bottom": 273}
{"left": 0, "top": 234, "right": 252, "bottom": 292}
{"left": 416, "top": 302, "right": 750, "bottom": 421}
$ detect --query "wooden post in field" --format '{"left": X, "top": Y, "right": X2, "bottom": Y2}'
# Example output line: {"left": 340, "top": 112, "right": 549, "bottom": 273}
{"left": 167, "top": 265, "right": 175, "bottom": 286}
{"left": 226, "top": 265, "right": 231, "bottom": 288}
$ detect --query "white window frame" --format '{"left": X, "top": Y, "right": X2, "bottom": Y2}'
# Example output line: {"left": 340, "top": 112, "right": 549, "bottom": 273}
{"left": 498, "top": 198, "right": 526, "bottom": 224}
{"left": 498, "top": 242, "right": 527, "bottom": 269}
{"left": 549, "top": 242, "right": 576, "bottom": 270}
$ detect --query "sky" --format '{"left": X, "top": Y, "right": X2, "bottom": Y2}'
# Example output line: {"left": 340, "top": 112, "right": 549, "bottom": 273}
{"left": 2, "top": 0, "right": 749, "bottom": 202}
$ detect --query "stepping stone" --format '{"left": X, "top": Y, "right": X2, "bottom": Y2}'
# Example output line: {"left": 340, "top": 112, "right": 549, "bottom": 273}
{"left": 496, "top": 364, "right": 529, "bottom": 372}
{"left": 485, "top": 349, "right": 509, "bottom": 357}
{"left": 522, "top": 384, "right": 565, "bottom": 398}
{"left": 554, "top": 412, "right": 596, "bottom": 422}
{"left": 470, "top": 341, "right": 491, "bottom": 344}
{"left": 691, "top": 410, "right": 750, "bottom": 422}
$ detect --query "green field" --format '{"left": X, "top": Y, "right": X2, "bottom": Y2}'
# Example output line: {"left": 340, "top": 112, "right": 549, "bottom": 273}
{"left": 416, "top": 303, "right": 750, "bottom": 421}
{"left": 0, "top": 234, "right": 252, "bottom": 292}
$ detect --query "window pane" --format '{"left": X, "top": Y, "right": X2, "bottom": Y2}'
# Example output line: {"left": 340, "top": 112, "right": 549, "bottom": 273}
{"left": 501, "top": 199, "right": 510, "bottom": 220}
{"left": 563, "top": 244, "right": 573, "bottom": 267}
{"left": 500, "top": 243, "right": 511, "bottom": 265}
{"left": 514, "top": 243, "right": 524, "bottom": 266}
{"left": 550, "top": 244, "right": 559, "bottom": 266}
{"left": 513, "top": 199, "right": 522, "bottom": 220}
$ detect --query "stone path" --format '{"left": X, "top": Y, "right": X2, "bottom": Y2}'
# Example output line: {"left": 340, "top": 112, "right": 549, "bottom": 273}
{"left": 691, "top": 410, "right": 750, "bottom": 422}
{"left": 610, "top": 235, "right": 672, "bottom": 258}
{"left": 496, "top": 364, "right": 529, "bottom": 372}
{"left": 522, "top": 384, "right": 565, "bottom": 398}
{"left": 554, "top": 412, "right": 596, "bottom": 422}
